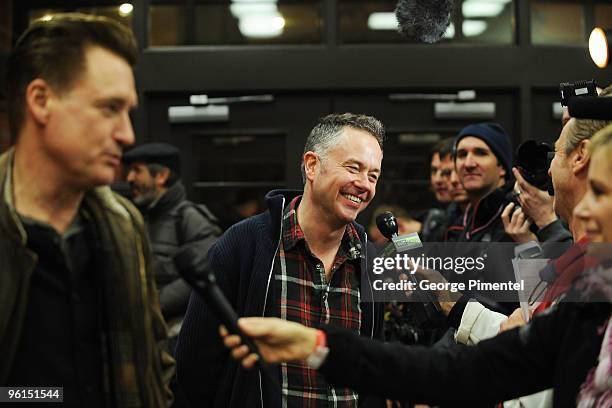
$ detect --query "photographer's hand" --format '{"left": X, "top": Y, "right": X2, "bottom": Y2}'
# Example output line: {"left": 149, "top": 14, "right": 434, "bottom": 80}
{"left": 499, "top": 308, "right": 532, "bottom": 332}
{"left": 502, "top": 203, "right": 537, "bottom": 243}
{"left": 512, "top": 168, "right": 556, "bottom": 229}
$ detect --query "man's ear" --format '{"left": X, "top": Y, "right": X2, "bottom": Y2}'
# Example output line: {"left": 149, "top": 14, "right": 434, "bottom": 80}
{"left": 25, "top": 79, "right": 53, "bottom": 126}
{"left": 303, "top": 151, "right": 318, "bottom": 182}
{"left": 154, "top": 167, "right": 170, "bottom": 188}
{"left": 571, "top": 139, "right": 591, "bottom": 176}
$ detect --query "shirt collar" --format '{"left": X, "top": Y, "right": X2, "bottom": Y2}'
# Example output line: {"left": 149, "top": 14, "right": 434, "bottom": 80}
{"left": 4, "top": 154, "right": 82, "bottom": 239}
{"left": 282, "top": 195, "right": 362, "bottom": 259}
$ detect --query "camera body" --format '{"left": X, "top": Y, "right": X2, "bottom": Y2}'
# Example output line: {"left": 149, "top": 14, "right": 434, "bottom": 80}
{"left": 514, "top": 140, "right": 555, "bottom": 195}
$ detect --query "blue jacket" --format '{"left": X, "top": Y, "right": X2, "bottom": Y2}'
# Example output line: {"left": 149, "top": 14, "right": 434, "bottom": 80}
{"left": 176, "top": 190, "right": 385, "bottom": 408}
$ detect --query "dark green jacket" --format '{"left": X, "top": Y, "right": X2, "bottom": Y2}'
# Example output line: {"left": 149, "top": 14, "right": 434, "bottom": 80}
{"left": 0, "top": 149, "right": 175, "bottom": 407}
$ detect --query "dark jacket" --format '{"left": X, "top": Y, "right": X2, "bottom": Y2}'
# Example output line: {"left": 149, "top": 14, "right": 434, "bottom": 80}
{"left": 176, "top": 190, "right": 385, "bottom": 408}
{"left": 0, "top": 150, "right": 175, "bottom": 407}
{"left": 141, "top": 181, "right": 221, "bottom": 321}
{"left": 458, "top": 181, "right": 515, "bottom": 243}
{"left": 535, "top": 218, "right": 573, "bottom": 243}
{"left": 319, "top": 293, "right": 609, "bottom": 407}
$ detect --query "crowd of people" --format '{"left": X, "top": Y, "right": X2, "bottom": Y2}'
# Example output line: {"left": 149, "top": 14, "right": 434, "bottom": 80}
{"left": 0, "top": 12, "right": 610, "bottom": 408}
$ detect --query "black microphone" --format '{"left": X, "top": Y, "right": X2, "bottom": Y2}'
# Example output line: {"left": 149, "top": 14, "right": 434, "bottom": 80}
{"left": 395, "top": 0, "right": 455, "bottom": 43}
{"left": 376, "top": 211, "right": 399, "bottom": 240}
{"left": 173, "top": 247, "right": 266, "bottom": 368}
{"left": 568, "top": 96, "right": 612, "bottom": 120}
{"left": 375, "top": 211, "right": 443, "bottom": 322}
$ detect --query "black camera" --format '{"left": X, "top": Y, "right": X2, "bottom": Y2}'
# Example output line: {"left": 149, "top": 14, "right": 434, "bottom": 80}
{"left": 515, "top": 140, "right": 555, "bottom": 195}
{"left": 560, "top": 79, "right": 598, "bottom": 107}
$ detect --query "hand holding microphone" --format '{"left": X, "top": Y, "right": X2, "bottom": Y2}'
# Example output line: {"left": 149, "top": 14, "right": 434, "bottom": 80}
{"left": 173, "top": 247, "right": 267, "bottom": 369}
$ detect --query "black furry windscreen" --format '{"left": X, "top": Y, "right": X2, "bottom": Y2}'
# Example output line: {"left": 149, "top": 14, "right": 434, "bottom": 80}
{"left": 395, "top": 0, "right": 455, "bottom": 43}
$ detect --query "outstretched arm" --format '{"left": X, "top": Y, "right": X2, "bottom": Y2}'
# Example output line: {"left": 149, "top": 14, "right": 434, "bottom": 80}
{"left": 223, "top": 308, "right": 560, "bottom": 405}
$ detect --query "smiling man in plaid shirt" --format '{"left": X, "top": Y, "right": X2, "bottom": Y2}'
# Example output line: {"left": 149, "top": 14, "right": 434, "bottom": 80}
{"left": 176, "top": 113, "right": 386, "bottom": 407}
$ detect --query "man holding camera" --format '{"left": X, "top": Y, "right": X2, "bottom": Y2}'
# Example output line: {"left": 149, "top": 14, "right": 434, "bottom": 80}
{"left": 435, "top": 86, "right": 612, "bottom": 408}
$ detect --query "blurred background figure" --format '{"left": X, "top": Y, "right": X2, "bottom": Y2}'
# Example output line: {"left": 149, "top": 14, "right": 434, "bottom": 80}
{"left": 420, "top": 138, "right": 455, "bottom": 242}
{"left": 123, "top": 142, "right": 221, "bottom": 350}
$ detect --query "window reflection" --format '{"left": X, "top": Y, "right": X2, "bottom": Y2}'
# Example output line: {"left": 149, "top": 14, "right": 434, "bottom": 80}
{"left": 531, "top": 2, "right": 584, "bottom": 45}
{"left": 150, "top": 6, "right": 186, "bottom": 46}
{"left": 595, "top": 4, "right": 612, "bottom": 30}
{"left": 149, "top": 1, "right": 322, "bottom": 46}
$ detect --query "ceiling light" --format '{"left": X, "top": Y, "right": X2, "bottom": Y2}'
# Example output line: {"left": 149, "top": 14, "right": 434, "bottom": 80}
{"left": 239, "top": 14, "right": 285, "bottom": 38}
{"left": 589, "top": 27, "right": 610, "bottom": 69}
{"left": 230, "top": 3, "right": 277, "bottom": 19}
{"left": 367, "top": 12, "right": 398, "bottom": 30}
{"left": 118, "top": 3, "right": 133, "bottom": 16}
{"left": 463, "top": 20, "right": 487, "bottom": 37}
{"left": 462, "top": 1, "right": 505, "bottom": 18}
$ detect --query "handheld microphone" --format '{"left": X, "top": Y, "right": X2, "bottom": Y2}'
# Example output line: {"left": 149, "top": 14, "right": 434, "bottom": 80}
{"left": 395, "top": 0, "right": 455, "bottom": 43}
{"left": 375, "top": 212, "right": 442, "bottom": 318}
{"left": 173, "top": 247, "right": 266, "bottom": 368}
{"left": 567, "top": 96, "right": 612, "bottom": 120}
{"left": 376, "top": 211, "right": 399, "bottom": 240}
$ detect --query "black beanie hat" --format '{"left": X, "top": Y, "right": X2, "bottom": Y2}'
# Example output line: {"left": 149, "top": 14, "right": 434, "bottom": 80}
{"left": 122, "top": 143, "right": 181, "bottom": 174}
{"left": 455, "top": 122, "right": 513, "bottom": 177}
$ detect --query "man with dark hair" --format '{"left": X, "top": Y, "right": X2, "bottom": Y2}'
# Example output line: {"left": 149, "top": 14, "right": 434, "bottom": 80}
{"left": 123, "top": 143, "right": 221, "bottom": 349}
{"left": 421, "top": 137, "right": 457, "bottom": 242}
{"left": 0, "top": 14, "right": 174, "bottom": 407}
{"left": 429, "top": 138, "right": 454, "bottom": 204}
{"left": 453, "top": 122, "right": 515, "bottom": 242}
{"left": 176, "top": 113, "right": 386, "bottom": 407}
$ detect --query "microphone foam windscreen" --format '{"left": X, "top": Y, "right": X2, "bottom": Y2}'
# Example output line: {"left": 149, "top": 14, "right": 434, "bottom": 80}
{"left": 395, "top": 0, "right": 455, "bottom": 43}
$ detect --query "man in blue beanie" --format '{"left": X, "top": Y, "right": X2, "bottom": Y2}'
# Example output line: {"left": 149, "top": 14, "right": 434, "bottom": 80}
{"left": 452, "top": 122, "right": 514, "bottom": 242}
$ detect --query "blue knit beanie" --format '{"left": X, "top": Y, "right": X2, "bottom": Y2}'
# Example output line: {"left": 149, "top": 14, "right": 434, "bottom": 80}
{"left": 454, "top": 122, "right": 513, "bottom": 177}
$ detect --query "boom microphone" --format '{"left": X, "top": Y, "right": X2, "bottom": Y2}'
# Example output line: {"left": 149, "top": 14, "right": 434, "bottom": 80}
{"left": 567, "top": 96, "right": 612, "bottom": 120}
{"left": 395, "top": 0, "right": 455, "bottom": 43}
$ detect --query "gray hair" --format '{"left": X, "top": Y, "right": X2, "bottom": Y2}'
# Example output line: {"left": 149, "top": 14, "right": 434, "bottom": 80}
{"left": 301, "top": 113, "right": 385, "bottom": 183}
{"left": 564, "top": 85, "right": 612, "bottom": 155}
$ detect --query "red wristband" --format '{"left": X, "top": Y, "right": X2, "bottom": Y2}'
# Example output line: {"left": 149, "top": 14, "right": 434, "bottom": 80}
{"left": 315, "top": 329, "right": 327, "bottom": 349}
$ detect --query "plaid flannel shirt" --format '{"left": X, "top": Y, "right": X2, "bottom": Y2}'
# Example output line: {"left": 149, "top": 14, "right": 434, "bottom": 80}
{"left": 276, "top": 196, "right": 361, "bottom": 408}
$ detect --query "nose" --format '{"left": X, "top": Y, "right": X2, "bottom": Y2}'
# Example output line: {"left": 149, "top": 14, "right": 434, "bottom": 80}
{"left": 464, "top": 152, "right": 477, "bottom": 169}
{"left": 547, "top": 155, "right": 556, "bottom": 178}
{"left": 114, "top": 113, "right": 135, "bottom": 147}
{"left": 353, "top": 172, "right": 375, "bottom": 197}
{"left": 573, "top": 192, "right": 591, "bottom": 222}
{"left": 126, "top": 170, "right": 135, "bottom": 183}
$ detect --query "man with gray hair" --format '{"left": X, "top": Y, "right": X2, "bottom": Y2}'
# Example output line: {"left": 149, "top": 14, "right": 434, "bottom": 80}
{"left": 176, "top": 113, "right": 386, "bottom": 407}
